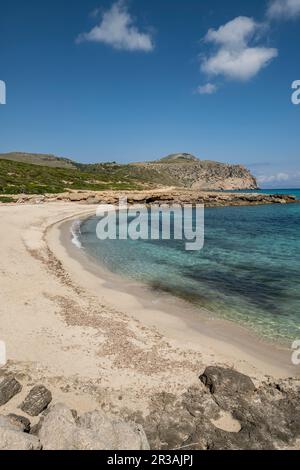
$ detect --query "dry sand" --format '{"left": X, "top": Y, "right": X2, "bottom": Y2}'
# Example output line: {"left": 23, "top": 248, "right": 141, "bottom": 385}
{"left": 0, "top": 202, "right": 298, "bottom": 420}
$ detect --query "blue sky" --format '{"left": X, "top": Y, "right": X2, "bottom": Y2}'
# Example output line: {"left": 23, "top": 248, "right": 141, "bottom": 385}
{"left": 0, "top": 0, "right": 300, "bottom": 187}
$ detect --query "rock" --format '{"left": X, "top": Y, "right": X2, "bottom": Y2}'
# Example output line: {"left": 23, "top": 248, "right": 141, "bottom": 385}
{"left": 200, "top": 366, "right": 256, "bottom": 396}
{"left": 0, "top": 376, "right": 22, "bottom": 406}
{"left": 156, "top": 408, "right": 196, "bottom": 450}
{"left": 140, "top": 370, "right": 300, "bottom": 450}
{"left": 38, "top": 404, "right": 77, "bottom": 450}
{"left": 38, "top": 404, "right": 150, "bottom": 450}
{"left": 79, "top": 410, "right": 150, "bottom": 450}
{"left": 20, "top": 385, "right": 52, "bottom": 416}
{"left": 0, "top": 414, "right": 30, "bottom": 432}
{"left": 67, "top": 192, "right": 89, "bottom": 202}
{"left": 0, "top": 416, "right": 23, "bottom": 432}
{"left": 0, "top": 427, "right": 41, "bottom": 450}
{"left": 7, "top": 414, "right": 31, "bottom": 433}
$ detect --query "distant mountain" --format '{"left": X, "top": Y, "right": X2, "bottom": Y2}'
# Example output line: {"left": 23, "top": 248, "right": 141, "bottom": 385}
{"left": 0, "top": 151, "right": 258, "bottom": 194}
{"left": 0, "top": 152, "right": 77, "bottom": 169}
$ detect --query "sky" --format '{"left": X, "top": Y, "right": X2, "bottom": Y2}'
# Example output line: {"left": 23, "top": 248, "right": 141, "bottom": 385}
{"left": 0, "top": 0, "right": 300, "bottom": 188}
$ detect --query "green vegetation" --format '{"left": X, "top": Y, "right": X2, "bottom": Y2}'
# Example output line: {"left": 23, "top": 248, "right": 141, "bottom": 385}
{"left": 0, "top": 159, "right": 142, "bottom": 195}
{"left": 0, "top": 196, "right": 15, "bottom": 203}
{"left": 76, "top": 162, "right": 176, "bottom": 187}
{"left": 0, "top": 152, "right": 179, "bottom": 196}
{"left": 0, "top": 151, "right": 257, "bottom": 195}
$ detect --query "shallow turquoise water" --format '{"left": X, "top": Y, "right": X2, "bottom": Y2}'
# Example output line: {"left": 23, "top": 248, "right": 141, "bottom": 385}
{"left": 79, "top": 190, "right": 300, "bottom": 343}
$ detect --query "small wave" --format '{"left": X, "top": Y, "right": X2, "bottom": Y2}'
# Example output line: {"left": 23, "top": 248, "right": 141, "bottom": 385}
{"left": 70, "top": 220, "right": 82, "bottom": 249}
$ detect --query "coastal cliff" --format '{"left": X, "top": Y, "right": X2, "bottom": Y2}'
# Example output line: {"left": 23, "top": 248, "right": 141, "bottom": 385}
{"left": 134, "top": 153, "right": 258, "bottom": 191}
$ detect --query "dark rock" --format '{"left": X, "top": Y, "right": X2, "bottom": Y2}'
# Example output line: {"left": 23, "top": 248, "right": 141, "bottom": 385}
{"left": 200, "top": 366, "right": 256, "bottom": 396}
{"left": 139, "top": 368, "right": 300, "bottom": 450}
{"left": 20, "top": 385, "right": 52, "bottom": 416}
{"left": 30, "top": 419, "right": 44, "bottom": 436}
{"left": 0, "top": 376, "right": 22, "bottom": 406}
{"left": 7, "top": 414, "right": 31, "bottom": 433}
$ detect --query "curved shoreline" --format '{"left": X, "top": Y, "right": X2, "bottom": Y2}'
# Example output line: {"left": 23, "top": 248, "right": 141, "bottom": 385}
{"left": 1, "top": 202, "right": 299, "bottom": 423}
{"left": 48, "top": 212, "right": 299, "bottom": 380}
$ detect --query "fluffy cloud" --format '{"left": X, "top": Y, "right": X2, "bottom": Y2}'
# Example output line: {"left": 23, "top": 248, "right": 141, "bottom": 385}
{"left": 205, "top": 16, "right": 257, "bottom": 48}
{"left": 77, "top": 1, "right": 154, "bottom": 52}
{"left": 197, "top": 83, "right": 218, "bottom": 95}
{"left": 201, "top": 17, "right": 278, "bottom": 81}
{"left": 202, "top": 47, "right": 278, "bottom": 81}
{"left": 267, "top": 0, "right": 300, "bottom": 19}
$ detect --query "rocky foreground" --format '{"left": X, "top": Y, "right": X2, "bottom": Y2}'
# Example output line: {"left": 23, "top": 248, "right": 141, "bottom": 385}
{"left": 1, "top": 366, "right": 299, "bottom": 450}
{"left": 6, "top": 188, "right": 298, "bottom": 207}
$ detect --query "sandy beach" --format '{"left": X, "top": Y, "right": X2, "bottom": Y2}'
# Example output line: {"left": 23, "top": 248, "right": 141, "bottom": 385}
{"left": 0, "top": 202, "right": 298, "bottom": 421}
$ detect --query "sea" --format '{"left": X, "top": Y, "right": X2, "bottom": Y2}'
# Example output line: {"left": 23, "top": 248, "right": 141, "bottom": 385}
{"left": 75, "top": 189, "right": 300, "bottom": 344}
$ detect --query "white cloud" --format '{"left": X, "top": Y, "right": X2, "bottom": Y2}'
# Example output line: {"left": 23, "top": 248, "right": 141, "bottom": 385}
{"left": 257, "top": 172, "right": 290, "bottom": 183}
{"left": 205, "top": 16, "right": 257, "bottom": 48}
{"left": 202, "top": 47, "right": 278, "bottom": 81}
{"left": 197, "top": 83, "right": 218, "bottom": 95}
{"left": 201, "top": 16, "right": 278, "bottom": 81}
{"left": 77, "top": 1, "right": 154, "bottom": 52}
{"left": 267, "top": 0, "right": 300, "bottom": 19}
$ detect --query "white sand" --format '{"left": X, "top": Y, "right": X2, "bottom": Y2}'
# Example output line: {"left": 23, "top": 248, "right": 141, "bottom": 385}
{"left": 0, "top": 203, "right": 298, "bottom": 419}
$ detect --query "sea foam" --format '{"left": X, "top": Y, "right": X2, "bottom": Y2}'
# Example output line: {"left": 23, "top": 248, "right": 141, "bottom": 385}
{"left": 70, "top": 220, "right": 82, "bottom": 249}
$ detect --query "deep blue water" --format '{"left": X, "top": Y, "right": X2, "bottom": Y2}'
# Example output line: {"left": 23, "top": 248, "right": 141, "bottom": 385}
{"left": 78, "top": 190, "right": 300, "bottom": 343}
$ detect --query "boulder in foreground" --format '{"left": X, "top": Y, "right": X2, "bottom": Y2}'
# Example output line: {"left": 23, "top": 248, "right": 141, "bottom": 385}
{"left": 38, "top": 404, "right": 150, "bottom": 450}
{"left": 0, "top": 376, "right": 22, "bottom": 406}
{"left": 200, "top": 366, "right": 256, "bottom": 395}
{"left": 20, "top": 385, "right": 52, "bottom": 416}
{"left": 0, "top": 428, "right": 41, "bottom": 450}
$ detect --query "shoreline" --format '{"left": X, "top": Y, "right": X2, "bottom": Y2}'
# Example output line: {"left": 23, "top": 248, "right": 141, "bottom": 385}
{"left": 51, "top": 213, "right": 298, "bottom": 380}
{"left": 5, "top": 187, "right": 299, "bottom": 208}
{"left": 0, "top": 202, "right": 299, "bottom": 426}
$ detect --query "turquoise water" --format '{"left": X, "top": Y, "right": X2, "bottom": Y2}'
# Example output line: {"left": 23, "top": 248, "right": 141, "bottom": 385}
{"left": 78, "top": 190, "right": 300, "bottom": 343}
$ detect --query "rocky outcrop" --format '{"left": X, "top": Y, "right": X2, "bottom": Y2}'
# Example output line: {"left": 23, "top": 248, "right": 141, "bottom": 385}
{"left": 0, "top": 368, "right": 299, "bottom": 450}
{"left": 140, "top": 366, "right": 300, "bottom": 450}
{"left": 38, "top": 404, "right": 149, "bottom": 450}
{"left": 200, "top": 366, "right": 256, "bottom": 395}
{"left": 8, "top": 188, "right": 298, "bottom": 207}
{"left": 0, "top": 402, "right": 149, "bottom": 451}
{"left": 137, "top": 154, "right": 258, "bottom": 191}
{"left": 0, "top": 376, "right": 149, "bottom": 451}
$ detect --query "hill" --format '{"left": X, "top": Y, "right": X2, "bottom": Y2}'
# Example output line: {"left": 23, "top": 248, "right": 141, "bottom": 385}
{"left": 0, "top": 159, "right": 141, "bottom": 195}
{"left": 0, "top": 152, "right": 258, "bottom": 195}
{"left": 0, "top": 152, "right": 77, "bottom": 169}
{"left": 155, "top": 153, "right": 200, "bottom": 164}
{"left": 136, "top": 153, "right": 258, "bottom": 190}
